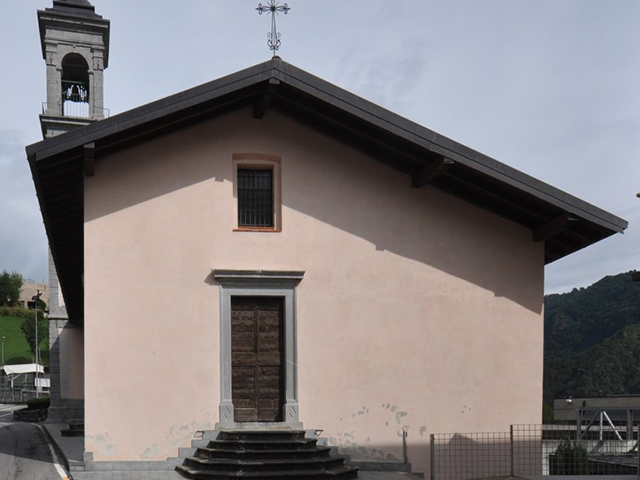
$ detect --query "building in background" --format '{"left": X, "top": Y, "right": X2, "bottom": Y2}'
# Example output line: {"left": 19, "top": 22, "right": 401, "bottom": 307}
{"left": 18, "top": 282, "right": 48, "bottom": 309}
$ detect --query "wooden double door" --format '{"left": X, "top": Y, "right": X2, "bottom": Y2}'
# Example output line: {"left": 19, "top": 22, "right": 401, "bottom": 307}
{"left": 231, "top": 296, "right": 285, "bottom": 422}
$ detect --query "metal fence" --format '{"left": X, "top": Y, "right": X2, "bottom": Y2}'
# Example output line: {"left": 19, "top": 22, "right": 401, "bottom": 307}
{"left": 431, "top": 424, "right": 640, "bottom": 480}
{"left": 431, "top": 432, "right": 511, "bottom": 480}
{"left": 514, "top": 424, "right": 638, "bottom": 477}
{"left": 41, "top": 101, "right": 110, "bottom": 119}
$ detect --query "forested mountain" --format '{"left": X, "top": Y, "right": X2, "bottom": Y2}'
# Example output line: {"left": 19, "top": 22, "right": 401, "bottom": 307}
{"left": 543, "top": 271, "right": 640, "bottom": 404}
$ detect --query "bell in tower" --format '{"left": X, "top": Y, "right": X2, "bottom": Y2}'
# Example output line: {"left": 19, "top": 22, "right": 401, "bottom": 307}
{"left": 38, "top": 0, "right": 110, "bottom": 139}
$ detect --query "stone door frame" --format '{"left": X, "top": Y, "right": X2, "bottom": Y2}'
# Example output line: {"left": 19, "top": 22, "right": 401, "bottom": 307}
{"left": 213, "top": 270, "right": 304, "bottom": 429}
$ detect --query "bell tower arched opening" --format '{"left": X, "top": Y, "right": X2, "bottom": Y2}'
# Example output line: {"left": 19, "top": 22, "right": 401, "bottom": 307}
{"left": 61, "top": 53, "right": 90, "bottom": 118}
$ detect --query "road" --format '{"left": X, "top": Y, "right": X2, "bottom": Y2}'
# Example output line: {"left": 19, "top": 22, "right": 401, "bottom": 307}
{"left": 0, "top": 404, "right": 64, "bottom": 480}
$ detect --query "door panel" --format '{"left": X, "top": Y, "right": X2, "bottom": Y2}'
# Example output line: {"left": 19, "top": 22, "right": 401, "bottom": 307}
{"left": 231, "top": 297, "right": 284, "bottom": 422}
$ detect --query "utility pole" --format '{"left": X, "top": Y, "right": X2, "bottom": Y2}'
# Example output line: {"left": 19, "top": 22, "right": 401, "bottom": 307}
{"left": 34, "top": 290, "right": 41, "bottom": 398}
{"left": 635, "top": 193, "right": 640, "bottom": 282}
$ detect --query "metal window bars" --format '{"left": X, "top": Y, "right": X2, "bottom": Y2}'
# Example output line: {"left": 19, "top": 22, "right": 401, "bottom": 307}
{"left": 237, "top": 167, "right": 274, "bottom": 228}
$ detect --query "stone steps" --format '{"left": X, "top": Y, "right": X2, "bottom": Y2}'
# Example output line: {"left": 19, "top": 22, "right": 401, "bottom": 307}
{"left": 61, "top": 422, "right": 85, "bottom": 437}
{"left": 197, "top": 446, "right": 333, "bottom": 460}
{"left": 176, "top": 429, "right": 358, "bottom": 479}
{"left": 176, "top": 464, "right": 358, "bottom": 479}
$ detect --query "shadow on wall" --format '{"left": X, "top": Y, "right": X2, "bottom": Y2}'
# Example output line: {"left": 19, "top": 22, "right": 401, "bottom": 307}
{"left": 84, "top": 107, "right": 543, "bottom": 314}
{"left": 333, "top": 437, "right": 428, "bottom": 475}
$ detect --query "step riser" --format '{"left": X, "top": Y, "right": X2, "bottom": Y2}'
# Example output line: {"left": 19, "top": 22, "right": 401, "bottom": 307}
{"left": 208, "top": 440, "right": 318, "bottom": 451}
{"left": 219, "top": 430, "right": 306, "bottom": 442}
{"left": 185, "top": 457, "right": 345, "bottom": 472}
{"left": 198, "top": 448, "right": 332, "bottom": 460}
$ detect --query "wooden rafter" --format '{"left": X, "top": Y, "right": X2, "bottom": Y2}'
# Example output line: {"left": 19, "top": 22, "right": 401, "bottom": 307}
{"left": 253, "top": 78, "right": 280, "bottom": 119}
{"left": 84, "top": 142, "right": 95, "bottom": 177}
{"left": 412, "top": 157, "right": 454, "bottom": 188}
{"left": 533, "top": 213, "right": 578, "bottom": 242}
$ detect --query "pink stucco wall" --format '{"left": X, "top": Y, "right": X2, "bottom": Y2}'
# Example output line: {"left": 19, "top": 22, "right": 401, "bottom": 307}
{"left": 83, "top": 107, "right": 544, "bottom": 473}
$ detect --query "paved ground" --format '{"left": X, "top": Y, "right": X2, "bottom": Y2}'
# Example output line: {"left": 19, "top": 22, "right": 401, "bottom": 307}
{"left": 72, "top": 473, "right": 183, "bottom": 480}
{"left": 70, "top": 472, "right": 423, "bottom": 480}
{"left": 0, "top": 404, "right": 65, "bottom": 480}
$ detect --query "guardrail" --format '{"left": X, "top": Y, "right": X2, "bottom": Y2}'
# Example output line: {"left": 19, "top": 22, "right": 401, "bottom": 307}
{"left": 41, "top": 101, "right": 110, "bottom": 119}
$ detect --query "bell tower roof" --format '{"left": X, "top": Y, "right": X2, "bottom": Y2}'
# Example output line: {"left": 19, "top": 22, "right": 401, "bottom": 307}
{"left": 38, "top": 0, "right": 110, "bottom": 66}
{"left": 52, "top": 0, "right": 95, "bottom": 11}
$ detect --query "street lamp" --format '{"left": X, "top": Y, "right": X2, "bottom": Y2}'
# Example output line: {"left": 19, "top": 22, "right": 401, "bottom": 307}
{"left": 1, "top": 336, "right": 4, "bottom": 366}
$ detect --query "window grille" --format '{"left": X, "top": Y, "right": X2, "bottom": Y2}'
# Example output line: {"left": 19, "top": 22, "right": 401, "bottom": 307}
{"left": 238, "top": 167, "right": 274, "bottom": 228}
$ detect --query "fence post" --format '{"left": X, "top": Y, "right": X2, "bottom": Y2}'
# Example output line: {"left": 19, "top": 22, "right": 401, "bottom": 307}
{"left": 510, "top": 425, "right": 515, "bottom": 476}
{"left": 430, "top": 433, "right": 435, "bottom": 480}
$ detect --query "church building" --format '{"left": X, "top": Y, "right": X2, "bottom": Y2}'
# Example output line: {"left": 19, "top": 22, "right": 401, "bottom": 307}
{"left": 28, "top": 1, "right": 627, "bottom": 477}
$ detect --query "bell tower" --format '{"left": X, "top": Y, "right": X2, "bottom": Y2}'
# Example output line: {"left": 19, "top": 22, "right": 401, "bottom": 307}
{"left": 38, "top": 0, "right": 110, "bottom": 139}
{"left": 37, "top": 0, "right": 110, "bottom": 426}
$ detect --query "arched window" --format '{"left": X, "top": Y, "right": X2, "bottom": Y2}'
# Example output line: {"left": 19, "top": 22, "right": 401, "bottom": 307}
{"left": 61, "top": 53, "right": 90, "bottom": 117}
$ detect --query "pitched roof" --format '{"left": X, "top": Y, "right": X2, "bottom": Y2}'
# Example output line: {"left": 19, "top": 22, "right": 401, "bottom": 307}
{"left": 26, "top": 57, "right": 627, "bottom": 322}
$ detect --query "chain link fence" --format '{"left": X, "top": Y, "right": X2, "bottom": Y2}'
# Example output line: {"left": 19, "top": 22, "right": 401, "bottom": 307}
{"left": 431, "top": 424, "right": 639, "bottom": 480}
{"left": 430, "top": 432, "right": 511, "bottom": 480}
{"left": 513, "top": 424, "right": 638, "bottom": 477}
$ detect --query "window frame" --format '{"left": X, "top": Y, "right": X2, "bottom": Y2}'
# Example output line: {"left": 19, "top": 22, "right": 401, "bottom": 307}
{"left": 232, "top": 153, "right": 282, "bottom": 232}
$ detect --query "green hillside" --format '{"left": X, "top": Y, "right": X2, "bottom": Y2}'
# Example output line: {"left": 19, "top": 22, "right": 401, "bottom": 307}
{"left": 544, "top": 271, "right": 640, "bottom": 404}
{"left": 0, "top": 315, "right": 49, "bottom": 366}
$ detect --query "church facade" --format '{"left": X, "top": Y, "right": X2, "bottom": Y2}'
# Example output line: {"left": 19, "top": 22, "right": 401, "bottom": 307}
{"left": 28, "top": 1, "right": 627, "bottom": 475}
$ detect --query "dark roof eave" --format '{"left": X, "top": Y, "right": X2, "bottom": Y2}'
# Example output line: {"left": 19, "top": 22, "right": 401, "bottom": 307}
{"left": 27, "top": 58, "right": 628, "bottom": 320}
{"left": 27, "top": 57, "right": 627, "bottom": 235}
{"left": 27, "top": 60, "right": 274, "bottom": 160}
{"left": 268, "top": 61, "right": 627, "bottom": 234}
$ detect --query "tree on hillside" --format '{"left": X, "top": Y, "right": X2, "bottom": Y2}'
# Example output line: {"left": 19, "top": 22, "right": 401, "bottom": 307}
{"left": 0, "top": 271, "right": 23, "bottom": 306}
{"left": 543, "top": 271, "right": 640, "bottom": 403}
{"left": 20, "top": 313, "right": 47, "bottom": 359}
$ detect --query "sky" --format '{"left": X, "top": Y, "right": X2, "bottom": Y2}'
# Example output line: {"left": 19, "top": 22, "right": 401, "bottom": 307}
{"left": 0, "top": 0, "right": 638, "bottom": 294}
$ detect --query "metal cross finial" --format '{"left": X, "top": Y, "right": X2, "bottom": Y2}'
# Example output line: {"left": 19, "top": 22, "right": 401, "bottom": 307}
{"left": 256, "top": 1, "right": 290, "bottom": 55}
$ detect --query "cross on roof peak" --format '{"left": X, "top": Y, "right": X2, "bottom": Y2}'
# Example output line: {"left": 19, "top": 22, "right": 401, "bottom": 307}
{"left": 256, "top": 1, "right": 290, "bottom": 56}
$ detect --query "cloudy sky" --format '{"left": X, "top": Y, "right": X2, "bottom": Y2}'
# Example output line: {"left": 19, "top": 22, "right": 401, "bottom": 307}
{"left": 1, "top": 0, "right": 638, "bottom": 294}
